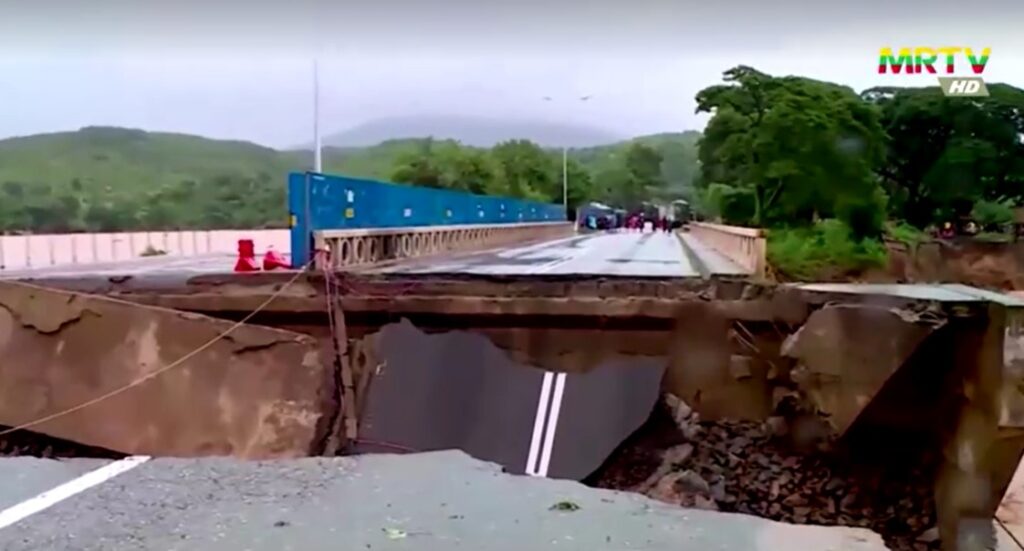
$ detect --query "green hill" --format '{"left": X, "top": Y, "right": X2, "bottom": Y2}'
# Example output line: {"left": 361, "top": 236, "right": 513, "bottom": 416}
{"left": 0, "top": 126, "right": 301, "bottom": 195}
{"left": 571, "top": 131, "right": 701, "bottom": 191}
{"left": 0, "top": 127, "right": 700, "bottom": 232}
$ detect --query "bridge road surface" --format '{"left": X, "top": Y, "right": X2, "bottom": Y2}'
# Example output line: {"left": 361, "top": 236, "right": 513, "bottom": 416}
{"left": 0, "top": 451, "right": 907, "bottom": 551}
{"left": 375, "top": 231, "right": 715, "bottom": 277}
{"left": 0, "top": 231, "right": 747, "bottom": 280}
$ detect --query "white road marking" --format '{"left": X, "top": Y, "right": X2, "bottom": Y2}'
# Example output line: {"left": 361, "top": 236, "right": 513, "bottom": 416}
{"left": 0, "top": 455, "right": 150, "bottom": 530}
{"left": 525, "top": 371, "right": 569, "bottom": 478}
{"left": 495, "top": 235, "right": 586, "bottom": 259}
{"left": 536, "top": 372, "right": 567, "bottom": 477}
{"left": 531, "top": 237, "right": 600, "bottom": 274}
{"left": 525, "top": 372, "right": 554, "bottom": 476}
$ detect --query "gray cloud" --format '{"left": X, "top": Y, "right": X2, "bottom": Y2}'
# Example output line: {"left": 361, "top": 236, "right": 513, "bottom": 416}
{"left": 0, "top": 0, "right": 1021, "bottom": 147}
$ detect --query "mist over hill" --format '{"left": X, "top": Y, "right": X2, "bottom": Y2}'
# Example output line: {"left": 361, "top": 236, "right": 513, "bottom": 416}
{"left": 316, "top": 115, "right": 626, "bottom": 148}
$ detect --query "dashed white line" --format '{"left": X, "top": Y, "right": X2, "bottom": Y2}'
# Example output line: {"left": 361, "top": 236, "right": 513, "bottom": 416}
{"left": 536, "top": 372, "right": 567, "bottom": 477}
{"left": 525, "top": 372, "right": 554, "bottom": 476}
{"left": 0, "top": 455, "right": 150, "bottom": 530}
{"left": 525, "top": 371, "right": 568, "bottom": 478}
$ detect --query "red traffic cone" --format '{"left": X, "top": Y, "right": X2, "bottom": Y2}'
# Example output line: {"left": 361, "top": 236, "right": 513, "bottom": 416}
{"left": 234, "top": 239, "right": 260, "bottom": 272}
{"left": 262, "top": 246, "right": 289, "bottom": 271}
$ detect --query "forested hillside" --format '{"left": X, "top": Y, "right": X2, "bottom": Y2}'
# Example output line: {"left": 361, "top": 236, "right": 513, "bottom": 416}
{"left": 0, "top": 127, "right": 699, "bottom": 232}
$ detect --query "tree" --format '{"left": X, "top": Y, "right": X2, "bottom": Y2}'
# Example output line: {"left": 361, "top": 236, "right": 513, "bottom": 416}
{"left": 437, "top": 145, "right": 500, "bottom": 195}
{"left": 696, "top": 66, "right": 888, "bottom": 235}
{"left": 625, "top": 143, "right": 664, "bottom": 187}
{"left": 863, "top": 84, "right": 1024, "bottom": 228}
{"left": 390, "top": 138, "right": 444, "bottom": 188}
{"left": 563, "top": 157, "right": 593, "bottom": 208}
{"left": 84, "top": 199, "right": 139, "bottom": 232}
{"left": 490, "top": 140, "right": 557, "bottom": 201}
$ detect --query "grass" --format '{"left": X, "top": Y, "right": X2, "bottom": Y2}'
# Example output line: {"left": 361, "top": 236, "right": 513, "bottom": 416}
{"left": 974, "top": 231, "right": 1013, "bottom": 243}
{"left": 767, "top": 219, "right": 888, "bottom": 281}
{"left": 884, "top": 221, "right": 928, "bottom": 248}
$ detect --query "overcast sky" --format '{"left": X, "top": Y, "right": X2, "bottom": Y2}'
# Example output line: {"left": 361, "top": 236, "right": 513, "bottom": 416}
{"left": 1, "top": 0, "right": 1022, "bottom": 148}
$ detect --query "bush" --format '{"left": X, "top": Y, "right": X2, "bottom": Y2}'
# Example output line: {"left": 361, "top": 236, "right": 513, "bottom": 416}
{"left": 768, "top": 218, "right": 887, "bottom": 280}
{"left": 703, "top": 183, "right": 755, "bottom": 225}
{"left": 835, "top": 186, "right": 887, "bottom": 240}
{"left": 885, "top": 221, "right": 928, "bottom": 248}
{"left": 972, "top": 198, "right": 1015, "bottom": 230}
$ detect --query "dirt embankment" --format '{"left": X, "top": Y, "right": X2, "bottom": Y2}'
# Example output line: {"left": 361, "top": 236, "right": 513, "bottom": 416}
{"left": 789, "top": 238, "right": 1024, "bottom": 289}
{"left": 881, "top": 238, "right": 1024, "bottom": 290}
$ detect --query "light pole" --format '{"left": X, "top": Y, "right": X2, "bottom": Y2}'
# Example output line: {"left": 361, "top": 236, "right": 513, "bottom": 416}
{"left": 313, "top": 59, "right": 322, "bottom": 173}
{"left": 543, "top": 95, "right": 592, "bottom": 216}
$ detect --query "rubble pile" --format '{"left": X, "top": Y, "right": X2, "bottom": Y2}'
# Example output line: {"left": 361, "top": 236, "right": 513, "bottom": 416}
{"left": 0, "top": 427, "right": 123, "bottom": 459}
{"left": 589, "top": 401, "right": 941, "bottom": 551}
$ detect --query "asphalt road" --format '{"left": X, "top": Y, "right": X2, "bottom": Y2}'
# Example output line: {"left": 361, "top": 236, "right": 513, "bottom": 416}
{"left": 0, "top": 451, "right": 897, "bottom": 551}
{"left": 377, "top": 231, "right": 743, "bottom": 278}
{"left": 0, "top": 253, "right": 237, "bottom": 279}
{"left": 0, "top": 232, "right": 747, "bottom": 280}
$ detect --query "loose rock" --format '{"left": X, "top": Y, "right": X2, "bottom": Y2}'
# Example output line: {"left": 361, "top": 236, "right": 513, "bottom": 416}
{"left": 589, "top": 401, "right": 941, "bottom": 551}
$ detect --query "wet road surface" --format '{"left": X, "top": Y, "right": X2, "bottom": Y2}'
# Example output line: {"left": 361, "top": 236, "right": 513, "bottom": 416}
{"left": 0, "top": 458, "right": 111, "bottom": 512}
{"left": 0, "top": 253, "right": 236, "bottom": 279}
{"left": 0, "top": 232, "right": 746, "bottom": 280}
{"left": 377, "top": 231, "right": 742, "bottom": 278}
{"left": 0, "top": 451, "right": 894, "bottom": 551}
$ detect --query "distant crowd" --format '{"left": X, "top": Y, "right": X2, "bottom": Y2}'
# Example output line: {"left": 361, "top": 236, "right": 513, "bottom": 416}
{"left": 579, "top": 211, "right": 675, "bottom": 233}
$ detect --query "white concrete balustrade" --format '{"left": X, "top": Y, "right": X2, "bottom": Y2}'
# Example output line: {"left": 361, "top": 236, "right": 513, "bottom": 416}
{"left": 314, "top": 222, "right": 573, "bottom": 270}
{"left": 0, "top": 229, "right": 291, "bottom": 271}
{"left": 687, "top": 222, "right": 767, "bottom": 278}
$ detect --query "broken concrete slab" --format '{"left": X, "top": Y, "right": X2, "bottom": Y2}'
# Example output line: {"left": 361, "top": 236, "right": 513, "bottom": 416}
{"left": 665, "top": 303, "right": 774, "bottom": 420}
{"left": 0, "top": 451, "right": 890, "bottom": 550}
{"left": 356, "top": 319, "right": 664, "bottom": 480}
{"left": 781, "top": 303, "right": 942, "bottom": 434}
{"left": 0, "top": 280, "right": 332, "bottom": 459}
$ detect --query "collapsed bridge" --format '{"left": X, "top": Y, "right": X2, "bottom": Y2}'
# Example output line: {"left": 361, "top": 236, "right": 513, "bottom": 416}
{"left": 1, "top": 172, "right": 1023, "bottom": 551}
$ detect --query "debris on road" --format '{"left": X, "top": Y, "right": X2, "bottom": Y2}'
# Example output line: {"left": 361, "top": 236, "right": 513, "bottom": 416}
{"left": 549, "top": 500, "right": 581, "bottom": 512}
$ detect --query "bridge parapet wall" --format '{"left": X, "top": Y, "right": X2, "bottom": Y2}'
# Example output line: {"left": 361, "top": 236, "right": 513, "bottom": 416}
{"left": 313, "top": 222, "right": 572, "bottom": 270}
{"left": 289, "top": 172, "right": 567, "bottom": 268}
{"left": 688, "top": 222, "right": 766, "bottom": 278}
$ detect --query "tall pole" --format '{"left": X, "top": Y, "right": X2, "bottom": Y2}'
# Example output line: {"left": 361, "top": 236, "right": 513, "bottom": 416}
{"left": 313, "top": 59, "right": 322, "bottom": 173}
{"left": 562, "top": 147, "right": 568, "bottom": 214}
{"left": 543, "top": 95, "right": 591, "bottom": 218}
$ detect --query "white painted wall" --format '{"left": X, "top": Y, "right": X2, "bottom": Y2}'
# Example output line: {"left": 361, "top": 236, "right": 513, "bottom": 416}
{"left": 0, "top": 229, "right": 290, "bottom": 271}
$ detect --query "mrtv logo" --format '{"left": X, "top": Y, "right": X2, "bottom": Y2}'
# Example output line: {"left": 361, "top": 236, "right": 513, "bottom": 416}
{"left": 878, "top": 47, "right": 991, "bottom": 97}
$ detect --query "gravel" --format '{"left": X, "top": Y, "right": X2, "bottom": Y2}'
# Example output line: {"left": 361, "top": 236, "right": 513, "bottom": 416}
{"left": 587, "top": 401, "right": 942, "bottom": 551}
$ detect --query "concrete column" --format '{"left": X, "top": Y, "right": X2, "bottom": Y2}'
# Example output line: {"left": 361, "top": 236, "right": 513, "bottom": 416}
{"left": 936, "top": 304, "right": 1005, "bottom": 549}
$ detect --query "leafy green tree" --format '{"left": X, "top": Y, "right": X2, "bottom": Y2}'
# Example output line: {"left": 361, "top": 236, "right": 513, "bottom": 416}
{"left": 563, "top": 158, "right": 593, "bottom": 208}
{"left": 490, "top": 139, "right": 557, "bottom": 201}
{"left": 696, "top": 66, "right": 887, "bottom": 234}
{"left": 972, "top": 198, "right": 1016, "bottom": 230}
{"left": 625, "top": 143, "right": 665, "bottom": 188}
{"left": 703, "top": 183, "right": 755, "bottom": 224}
{"left": 863, "top": 84, "right": 1024, "bottom": 228}
{"left": 591, "top": 165, "right": 632, "bottom": 206}
{"left": 84, "top": 199, "right": 139, "bottom": 231}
